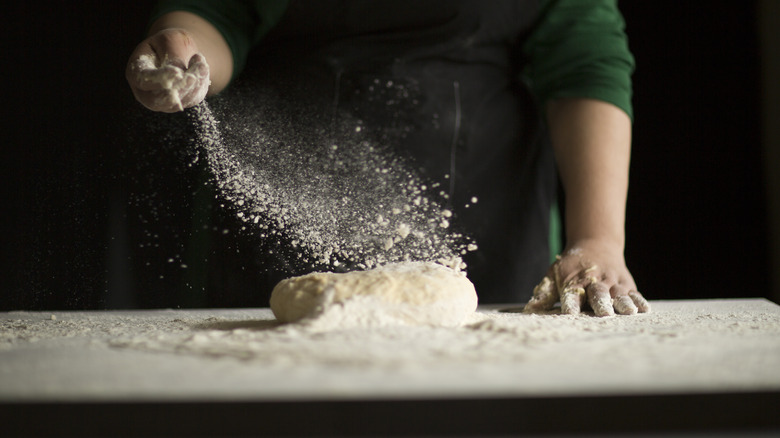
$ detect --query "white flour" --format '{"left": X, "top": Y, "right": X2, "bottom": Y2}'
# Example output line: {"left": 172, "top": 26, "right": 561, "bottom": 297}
{"left": 3, "top": 300, "right": 779, "bottom": 385}
{"left": 187, "top": 98, "right": 475, "bottom": 274}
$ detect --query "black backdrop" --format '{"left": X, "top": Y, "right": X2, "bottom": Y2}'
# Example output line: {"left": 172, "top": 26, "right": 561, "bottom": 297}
{"left": 3, "top": 1, "right": 769, "bottom": 310}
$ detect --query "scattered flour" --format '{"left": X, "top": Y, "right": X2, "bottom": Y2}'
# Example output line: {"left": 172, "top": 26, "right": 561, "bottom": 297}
{"left": 2, "top": 301, "right": 779, "bottom": 375}
{"left": 187, "top": 97, "right": 475, "bottom": 274}
{"left": 2, "top": 300, "right": 780, "bottom": 400}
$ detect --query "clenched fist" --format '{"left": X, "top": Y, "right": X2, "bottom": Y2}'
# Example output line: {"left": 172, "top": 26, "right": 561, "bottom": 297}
{"left": 126, "top": 29, "right": 210, "bottom": 112}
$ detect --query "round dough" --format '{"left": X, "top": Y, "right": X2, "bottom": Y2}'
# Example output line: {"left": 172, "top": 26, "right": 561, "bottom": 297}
{"left": 270, "top": 262, "right": 478, "bottom": 327}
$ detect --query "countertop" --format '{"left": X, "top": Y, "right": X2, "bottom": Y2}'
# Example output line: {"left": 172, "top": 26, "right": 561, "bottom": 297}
{"left": 2, "top": 299, "right": 779, "bottom": 436}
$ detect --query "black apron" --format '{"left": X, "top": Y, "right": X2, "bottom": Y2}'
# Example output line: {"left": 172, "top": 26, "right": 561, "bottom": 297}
{"left": 212, "top": 0, "right": 557, "bottom": 303}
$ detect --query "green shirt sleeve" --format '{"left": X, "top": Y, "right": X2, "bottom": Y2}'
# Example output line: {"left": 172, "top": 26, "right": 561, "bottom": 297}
{"left": 522, "top": 0, "right": 635, "bottom": 120}
{"left": 150, "top": 0, "right": 290, "bottom": 82}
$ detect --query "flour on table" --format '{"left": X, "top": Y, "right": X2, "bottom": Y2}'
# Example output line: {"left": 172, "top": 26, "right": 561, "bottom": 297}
{"left": 270, "top": 261, "right": 477, "bottom": 329}
{"left": 3, "top": 300, "right": 780, "bottom": 400}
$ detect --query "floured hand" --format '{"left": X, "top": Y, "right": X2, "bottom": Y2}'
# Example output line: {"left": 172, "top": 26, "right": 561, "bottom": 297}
{"left": 126, "top": 29, "right": 210, "bottom": 112}
{"left": 524, "top": 241, "right": 650, "bottom": 317}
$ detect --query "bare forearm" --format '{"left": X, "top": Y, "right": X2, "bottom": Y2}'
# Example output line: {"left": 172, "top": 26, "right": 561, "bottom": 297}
{"left": 148, "top": 11, "right": 233, "bottom": 95}
{"left": 547, "top": 98, "right": 632, "bottom": 250}
{"left": 524, "top": 98, "right": 647, "bottom": 316}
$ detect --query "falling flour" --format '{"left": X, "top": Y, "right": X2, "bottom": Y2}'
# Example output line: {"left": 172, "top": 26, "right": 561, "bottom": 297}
{"left": 187, "top": 98, "right": 475, "bottom": 274}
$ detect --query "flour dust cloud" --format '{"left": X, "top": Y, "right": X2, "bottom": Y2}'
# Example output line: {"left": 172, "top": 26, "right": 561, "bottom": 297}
{"left": 187, "top": 89, "right": 476, "bottom": 275}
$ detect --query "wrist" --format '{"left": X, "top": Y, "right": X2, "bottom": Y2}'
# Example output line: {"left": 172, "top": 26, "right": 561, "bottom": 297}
{"left": 563, "top": 236, "right": 625, "bottom": 257}
{"left": 563, "top": 206, "right": 626, "bottom": 251}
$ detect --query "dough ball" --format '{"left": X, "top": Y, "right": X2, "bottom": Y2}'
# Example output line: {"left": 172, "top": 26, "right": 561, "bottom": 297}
{"left": 270, "top": 262, "right": 478, "bottom": 327}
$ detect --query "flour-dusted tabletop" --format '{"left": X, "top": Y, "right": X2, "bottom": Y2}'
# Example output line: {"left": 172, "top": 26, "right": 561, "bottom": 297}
{"left": 2, "top": 299, "right": 779, "bottom": 436}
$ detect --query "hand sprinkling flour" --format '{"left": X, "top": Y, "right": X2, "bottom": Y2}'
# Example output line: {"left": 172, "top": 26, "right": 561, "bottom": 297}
{"left": 126, "top": 27, "right": 217, "bottom": 113}
{"left": 126, "top": 17, "right": 479, "bottom": 302}
{"left": 126, "top": 6, "right": 651, "bottom": 312}
{"left": 127, "top": 52, "right": 209, "bottom": 112}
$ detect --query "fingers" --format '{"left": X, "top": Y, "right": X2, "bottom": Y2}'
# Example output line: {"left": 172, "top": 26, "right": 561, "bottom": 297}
{"left": 629, "top": 290, "right": 651, "bottom": 313}
{"left": 612, "top": 295, "right": 637, "bottom": 315}
{"left": 560, "top": 284, "right": 585, "bottom": 315}
{"left": 528, "top": 247, "right": 648, "bottom": 317}
{"left": 527, "top": 276, "right": 649, "bottom": 317}
{"left": 603, "top": 283, "right": 634, "bottom": 315}
{"left": 178, "top": 53, "right": 210, "bottom": 108}
{"left": 130, "top": 56, "right": 185, "bottom": 91}
{"left": 587, "top": 282, "right": 614, "bottom": 317}
{"left": 554, "top": 260, "right": 582, "bottom": 315}
{"left": 188, "top": 53, "right": 209, "bottom": 74}
{"left": 127, "top": 53, "right": 210, "bottom": 112}
{"left": 126, "top": 50, "right": 183, "bottom": 112}
{"left": 523, "top": 276, "right": 559, "bottom": 313}
{"left": 126, "top": 30, "right": 209, "bottom": 112}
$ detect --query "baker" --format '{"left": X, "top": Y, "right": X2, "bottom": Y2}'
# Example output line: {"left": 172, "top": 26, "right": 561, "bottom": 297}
{"left": 126, "top": 0, "right": 650, "bottom": 316}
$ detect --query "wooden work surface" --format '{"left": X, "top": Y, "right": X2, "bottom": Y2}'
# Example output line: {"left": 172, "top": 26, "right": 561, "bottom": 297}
{"left": 1, "top": 299, "right": 779, "bottom": 436}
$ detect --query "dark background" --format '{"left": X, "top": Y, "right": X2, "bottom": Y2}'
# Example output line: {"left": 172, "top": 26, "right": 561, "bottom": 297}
{"left": 3, "top": 1, "right": 774, "bottom": 310}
